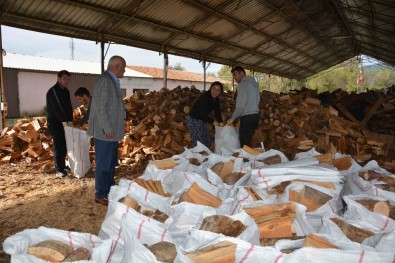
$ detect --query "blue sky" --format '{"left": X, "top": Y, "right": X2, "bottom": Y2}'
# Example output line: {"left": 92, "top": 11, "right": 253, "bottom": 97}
{"left": 1, "top": 26, "right": 224, "bottom": 74}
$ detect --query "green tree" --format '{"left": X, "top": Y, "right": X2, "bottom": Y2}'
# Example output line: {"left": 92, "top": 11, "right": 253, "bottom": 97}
{"left": 168, "top": 62, "right": 185, "bottom": 71}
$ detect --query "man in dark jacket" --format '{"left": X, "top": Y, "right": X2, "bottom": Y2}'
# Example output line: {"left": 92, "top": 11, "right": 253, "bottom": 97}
{"left": 46, "top": 70, "right": 73, "bottom": 178}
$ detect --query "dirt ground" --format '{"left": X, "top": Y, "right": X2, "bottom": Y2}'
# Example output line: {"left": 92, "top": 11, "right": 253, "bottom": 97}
{"left": 0, "top": 160, "right": 142, "bottom": 262}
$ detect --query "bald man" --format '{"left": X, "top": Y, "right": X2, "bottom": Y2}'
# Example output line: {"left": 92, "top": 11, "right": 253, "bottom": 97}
{"left": 87, "top": 55, "right": 126, "bottom": 205}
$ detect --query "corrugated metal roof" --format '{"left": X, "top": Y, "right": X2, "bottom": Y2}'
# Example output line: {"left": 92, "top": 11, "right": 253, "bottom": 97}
{"left": 1, "top": 0, "right": 394, "bottom": 80}
{"left": 3, "top": 53, "right": 152, "bottom": 78}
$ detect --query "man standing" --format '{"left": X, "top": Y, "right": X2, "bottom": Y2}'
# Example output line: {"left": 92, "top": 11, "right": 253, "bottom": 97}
{"left": 87, "top": 56, "right": 126, "bottom": 206}
{"left": 46, "top": 70, "right": 73, "bottom": 178}
{"left": 74, "top": 87, "right": 91, "bottom": 126}
{"left": 228, "top": 66, "right": 260, "bottom": 147}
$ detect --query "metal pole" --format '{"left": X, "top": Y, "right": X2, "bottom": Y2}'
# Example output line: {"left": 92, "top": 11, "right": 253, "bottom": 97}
{"left": 163, "top": 52, "right": 168, "bottom": 89}
{"left": 203, "top": 60, "right": 206, "bottom": 91}
{"left": 0, "top": 26, "right": 6, "bottom": 131}
{"left": 100, "top": 41, "right": 105, "bottom": 73}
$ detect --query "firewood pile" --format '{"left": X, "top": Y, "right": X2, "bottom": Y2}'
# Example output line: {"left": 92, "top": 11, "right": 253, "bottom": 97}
{"left": 1, "top": 85, "right": 394, "bottom": 173}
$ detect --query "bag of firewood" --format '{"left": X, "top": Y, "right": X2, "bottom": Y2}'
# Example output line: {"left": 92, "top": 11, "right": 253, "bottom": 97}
{"left": 64, "top": 126, "right": 90, "bottom": 178}
{"left": 215, "top": 126, "right": 240, "bottom": 155}
{"left": 3, "top": 226, "right": 112, "bottom": 263}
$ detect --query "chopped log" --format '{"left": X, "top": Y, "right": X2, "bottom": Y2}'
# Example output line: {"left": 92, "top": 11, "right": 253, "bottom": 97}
{"left": 244, "top": 203, "right": 296, "bottom": 239}
{"left": 150, "top": 159, "right": 177, "bottom": 169}
{"left": 200, "top": 215, "right": 246, "bottom": 237}
{"left": 330, "top": 217, "right": 374, "bottom": 243}
{"left": 28, "top": 240, "right": 73, "bottom": 262}
{"left": 332, "top": 156, "right": 352, "bottom": 171}
{"left": 223, "top": 172, "right": 244, "bottom": 185}
{"left": 211, "top": 160, "right": 234, "bottom": 180}
{"left": 355, "top": 199, "right": 390, "bottom": 217}
{"left": 244, "top": 187, "right": 262, "bottom": 201}
{"left": 146, "top": 242, "right": 177, "bottom": 263}
{"left": 298, "top": 185, "right": 332, "bottom": 212}
{"left": 261, "top": 154, "right": 282, "bottom": 165}
{"left": 185, "top": 241, "right": 236, "bottom": 263}
{"left": 243, "top": 145, "right": 264, "bottom": 155}
{"left": 119, "top": 195, "right": 140, "bottom": 210}
{"left": 292, "top": 180, "right": 335, "bottom": 189}
{"left": 267, "top": 181, "right": 290, "bottom": 195}
{"left": 304, "top": 235, "right": 337, "bottom": 249}
{"left": 179, "top": 182, "right": 222, "bottom": 208}
{"left": 142, "top": 209, "right": 169, "bottom": 223}
{"left": 63, "top": 247, "right": 91, "bottom": 262}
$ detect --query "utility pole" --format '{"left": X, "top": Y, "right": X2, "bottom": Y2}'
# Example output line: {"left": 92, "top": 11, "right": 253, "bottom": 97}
{"left": 70, "top": 38, "right": 75, "bottom": 60}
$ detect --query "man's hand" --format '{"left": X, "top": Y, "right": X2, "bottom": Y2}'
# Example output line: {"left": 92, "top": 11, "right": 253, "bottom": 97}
{"left": 106, "top": 131, "right": 114, "bottom": 139}
{"left": 219, "top": 122, "right": 224, "bottom": 127}
{"left": 213, "top": 121, "right": 219, "bottom": 126}
{"left": 226, "top": 119, "right": 234, "bottom": 126}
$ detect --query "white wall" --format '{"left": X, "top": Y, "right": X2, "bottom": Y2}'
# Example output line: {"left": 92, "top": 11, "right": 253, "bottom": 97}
{"left": 121, "top": 76, "right": 154, "bottom": 96}
{"left": 18, "top": 71, "right": 54, "bottom": 115}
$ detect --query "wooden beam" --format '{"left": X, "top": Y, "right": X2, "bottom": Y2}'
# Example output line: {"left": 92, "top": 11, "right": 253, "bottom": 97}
{"left": 335, "top": 103, "right": 361, "bottom": 124}
{"left": 360, "top": 98, "right": 383, "bottom": 127}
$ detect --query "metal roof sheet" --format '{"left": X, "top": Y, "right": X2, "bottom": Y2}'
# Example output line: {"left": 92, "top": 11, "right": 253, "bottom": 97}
{"left": 1, "top": 0, "right": 394, "bottom": 80}
{"left": 3, "top": 53, "right": 152, "bottom": 78}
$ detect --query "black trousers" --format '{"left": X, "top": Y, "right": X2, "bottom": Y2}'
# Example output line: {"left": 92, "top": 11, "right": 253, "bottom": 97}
{"left": 48, "top": 121, "right": 67, "bottom": 172}
{"left": 239, "top": 113, "right": 260, "bottom": 147}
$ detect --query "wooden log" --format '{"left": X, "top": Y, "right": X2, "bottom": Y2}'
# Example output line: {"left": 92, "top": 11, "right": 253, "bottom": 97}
{"left": 244, "top": 203, "right": 296, "bottom": 239}
{"left": 355, "top": 199, "right": 390, "bottom": 217}
{"left": 150, "top": 159, "right": 177, "bottom": 170}
{"left": 185, "top": 241, "right": 236, "bottom": 263}
{"left": 330, "top": 217, "right": 374, "bottom": 243}
{"left": 333, "top": 156, "right": 352, "bottom": 171}
{"left": 292, "top": 180, "right": 335, "bottom": 190}
{"left": 179, "top": 182, "right": 222, "bottom": 208}
{"left": 119, "top": 195, "right": 140, "bottom": 210}
{"left": 146, "top": 242, "right": 177, "bottom": 263}
{"left": 243, "top": 145, "right": 264, "bottom": 155}
{"left": 28, "top": 240, "right": 73, "bottom": 262}
{"left": 200, "top": 215, "right": 246, "bottom": 237}
{"left": 63, "top": 247, "right": 91, "bottom": 262}
{"left": 304, "top": 235, "right": 337, "bottom": 249}
{"left": 244, "top": 187, "right": 262, "bottom": 201}
{"left": 298, "top": 185, "right": 332, "bottom": 212}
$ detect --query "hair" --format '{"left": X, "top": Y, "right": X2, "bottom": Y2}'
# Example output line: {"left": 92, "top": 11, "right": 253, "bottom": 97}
{"left": 108, "top": 55, "right": 126, "bottom": 68}
{"left": 231, "top": 65, "right": 246, "bottom": 74}
{"left": 57, "top": 70, "right": 71, "bottom": 78}
{"left": 210, "top": 81, "right": 224, "bottom": 93}
{"left": 74, "top": 87, "right": 90, "bottom": 97}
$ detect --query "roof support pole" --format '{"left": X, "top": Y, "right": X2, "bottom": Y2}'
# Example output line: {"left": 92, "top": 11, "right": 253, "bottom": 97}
{"left": 203, "top": 60, "right": 206, "bottom": 91}
{"left": 163, "top": 52, "right": 168, "bottom": 89}
{"left": 268, "top": 74, "right": 271, "bottom": 91}
{"left": 100, "top": 41, "right": 105, "bottom": 73}
{"left": 0, "top": 26, "right": 6, "bottom": 132}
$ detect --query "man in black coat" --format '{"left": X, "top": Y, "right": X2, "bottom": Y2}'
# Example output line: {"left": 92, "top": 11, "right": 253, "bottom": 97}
{"left": 46, "top": 70, "right": 73, "bottom": 178}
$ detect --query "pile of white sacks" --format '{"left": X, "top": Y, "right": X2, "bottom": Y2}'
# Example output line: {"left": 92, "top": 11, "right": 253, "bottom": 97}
{"left": 4, "top": 142, "right": 395, "bottom": 262}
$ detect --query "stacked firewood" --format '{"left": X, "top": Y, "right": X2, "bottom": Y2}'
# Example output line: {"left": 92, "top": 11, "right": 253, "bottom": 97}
{"left": 1, "top": 85, "right": 394, "bottom": 173}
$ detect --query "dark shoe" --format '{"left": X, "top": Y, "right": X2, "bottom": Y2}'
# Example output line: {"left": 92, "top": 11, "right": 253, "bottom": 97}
{"left": 95, "top": 198, "right": 109, "bottom": 206}
{"left": 64, "top": 166, "right": 72, "bottom": 173}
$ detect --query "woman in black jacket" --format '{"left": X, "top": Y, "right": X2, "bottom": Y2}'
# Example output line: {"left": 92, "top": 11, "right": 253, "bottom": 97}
{"left": 186, "top": 81, "right": 224, "bottom": 148}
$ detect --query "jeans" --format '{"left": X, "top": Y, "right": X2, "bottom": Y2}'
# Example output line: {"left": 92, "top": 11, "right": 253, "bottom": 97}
{"left": 239, "top": 113, "right": 260, "bottom": 147}
{"left": 94, "top": 138, "right": 118, "bottom": 199}
{"left": 47, "top": 121, "right": 67, "bottom": 172}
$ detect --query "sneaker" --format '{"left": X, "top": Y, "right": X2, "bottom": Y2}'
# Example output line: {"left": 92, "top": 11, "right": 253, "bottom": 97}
{"left": 56, "top": 170, "right": 67, "bottom": 178}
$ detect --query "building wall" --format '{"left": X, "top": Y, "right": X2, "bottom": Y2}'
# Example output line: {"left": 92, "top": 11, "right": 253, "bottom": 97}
{"left": 18, "top": 71, "right": 53, "bottom": 115}
{"left": 3, "top": 68, "right": 20, "bottom": 118}
{"left": 13, "top": 70, "right": 206, "bottom": 117}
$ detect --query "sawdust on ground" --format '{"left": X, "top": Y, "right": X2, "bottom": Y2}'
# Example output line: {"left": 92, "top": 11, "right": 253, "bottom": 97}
{"left": 0, "top": 160, "right": 142, "bottom": 262}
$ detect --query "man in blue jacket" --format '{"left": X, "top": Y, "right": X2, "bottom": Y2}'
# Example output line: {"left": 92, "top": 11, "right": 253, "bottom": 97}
{"left": 228, "top": 66, "right": 260, "bottom": 147}
{"left": 87, "top": 56, "right": 126, "bottom": 206}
